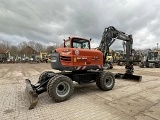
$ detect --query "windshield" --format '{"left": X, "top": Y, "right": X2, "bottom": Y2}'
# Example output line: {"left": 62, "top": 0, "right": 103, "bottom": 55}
{"left": 148, "top": 52, "right": 158, "bottom": 60}
{"left": 72, "top": 38, "right": 90, "bottom": 49}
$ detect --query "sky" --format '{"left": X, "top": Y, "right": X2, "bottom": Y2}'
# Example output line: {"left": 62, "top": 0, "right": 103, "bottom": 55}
{"left": 0, "top": 0, "right": 160, "bottom": 50}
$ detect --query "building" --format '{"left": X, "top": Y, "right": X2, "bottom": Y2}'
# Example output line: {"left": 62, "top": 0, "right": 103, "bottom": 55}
{"left": 19, "top": 46, "right": 39, "bottom": 58}
{"left": 18, "top": 46, "right": 40, "bottom": 62}
{"left": 0, "top": 49, "right": 13, "bottom": 63}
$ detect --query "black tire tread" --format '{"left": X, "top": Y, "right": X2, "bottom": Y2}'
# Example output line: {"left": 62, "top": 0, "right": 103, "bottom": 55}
{"left": 47, "top": 75, "right": 74, "bottom": 102}
{"left": 47, "top": 75, "right": 59, "bottom": 97}
{"left": 97, "top": 71, "right": 115, "bottom": 91}
{"left": 38, "top": 71, "right": 55, "bottom": 83}
{"left": 96, "top": 71, "right": 105, "bottom": 89}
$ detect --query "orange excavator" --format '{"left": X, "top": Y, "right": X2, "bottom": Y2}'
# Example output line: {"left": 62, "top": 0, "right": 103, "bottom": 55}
{"left": 25, "top": 26, "right": 142, "bottom": 109}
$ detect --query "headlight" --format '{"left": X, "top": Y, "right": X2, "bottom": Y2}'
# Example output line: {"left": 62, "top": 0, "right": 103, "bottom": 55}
{"left": 51, "top": 50, "right": 56, "bottom": 53}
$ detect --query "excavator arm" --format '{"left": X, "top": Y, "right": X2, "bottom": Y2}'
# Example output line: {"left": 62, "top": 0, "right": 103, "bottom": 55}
{"left": 99, "top": 26, "right": 141, "bottom": 81}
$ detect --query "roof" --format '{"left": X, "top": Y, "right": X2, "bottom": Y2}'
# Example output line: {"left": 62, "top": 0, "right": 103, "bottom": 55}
{"left": 0, "top": 49, "right": 9, "bottom": 54}
{"left": 19, "top": 46, "right": 39, "bottom": 55}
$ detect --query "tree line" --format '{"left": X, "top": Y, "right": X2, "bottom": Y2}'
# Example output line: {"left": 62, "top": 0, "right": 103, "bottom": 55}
{"left": 0, "top": 40, "right": 60, "bottom": 56}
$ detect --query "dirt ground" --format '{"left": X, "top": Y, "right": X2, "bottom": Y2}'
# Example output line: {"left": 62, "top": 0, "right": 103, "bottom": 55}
{"left": 0, "top": 63, "right": 160, "bottom": 120}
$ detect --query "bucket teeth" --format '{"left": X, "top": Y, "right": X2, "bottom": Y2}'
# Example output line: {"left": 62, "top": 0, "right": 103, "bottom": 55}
{"left": 25, "top": 79, "right": 38, "bottom": 110}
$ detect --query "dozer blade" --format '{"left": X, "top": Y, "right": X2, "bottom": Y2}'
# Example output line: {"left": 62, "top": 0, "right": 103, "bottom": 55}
{"left": 115, "top": 73, "right": 142, "bottom": 82}
{"left": 25, "top": 79, "right": 38, "bottom": 110}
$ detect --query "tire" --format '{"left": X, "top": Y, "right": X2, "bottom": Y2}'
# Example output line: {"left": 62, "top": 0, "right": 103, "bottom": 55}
{"left": 47, "top": 75, "right": 74, "bottom": 102}
{"left": 119, "top": 62, "right": 123, "bottom": 66}
{"left": 152, "top": 63, "right": 155, "bottom": 68}
{"left": 96, "top": 75, "right": 101, "bottom": 89}
{"left": 117, "top": 61, "right": 120, "bottom": 65}
{"left": 149, "top": 63, "right": 155, "bottom": 68}
{"left": 38, "top": 71, "right": 55, "bottom": 83}
{"left": 139, "top": 63, "right": 144, "bottom": 68}
{"left": 110, "top": 63, "right": 113, "bottom": 69}
{"left": 96, "top": 71, "right": 105, "bottom": 89}
{"left": 47, "top": 75, "right": 59, "bottom": 96}
{"left": 96, "top": 71, "right": 115, "bottom": 91}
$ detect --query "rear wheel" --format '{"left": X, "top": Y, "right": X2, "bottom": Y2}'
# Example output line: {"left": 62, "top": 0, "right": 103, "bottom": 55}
{"left": 96, "top": 71, "right": 115, "bottom": 91}
{"left": 139, "top": 62, "right": 144, "bottom": 68}
{"left": 47, "top": 75, "right": 74, "bottom": 102}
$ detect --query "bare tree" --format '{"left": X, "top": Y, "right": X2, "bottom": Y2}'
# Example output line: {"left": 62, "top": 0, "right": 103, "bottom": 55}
{"left": 46, "top": 46, "right": 55, "bottom": 53}
{"left": 34, "top": 42, "right": 45, "bottom": 52}
{"left": 0, "top": 41, "right": 11, "bottom": 50}
{"left": 10, "top": 45, "right": 19, "bottom": 56}
{"left": 28, "top": 41, "right": 45, "bottom": 52}
{"left": 0, "top": 40, "right": 61, "bottom": 57}
{"left": 17, "top": 41, "right": 28, "bottom": 51}
{"left": 46, "top": 44, "right": 60, "bottom": 53}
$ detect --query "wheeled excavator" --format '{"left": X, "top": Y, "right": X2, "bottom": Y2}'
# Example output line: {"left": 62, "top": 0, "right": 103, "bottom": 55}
{"left": 139, "top": 51, "right": 160, "bottom": 68}
{"left": 25, "top": 26, "right": 142, "bottom": 109}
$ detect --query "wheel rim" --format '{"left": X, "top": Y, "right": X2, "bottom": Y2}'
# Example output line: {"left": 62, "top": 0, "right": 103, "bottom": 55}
{"left": 105, "top": 76, "right": 113, "bottom": 88}
{"left": 56, "top": 82, "right": 70, "bottom": 97}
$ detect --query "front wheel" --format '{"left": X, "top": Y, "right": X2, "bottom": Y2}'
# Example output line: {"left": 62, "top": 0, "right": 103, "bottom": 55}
{"left": 96, "top": 71, "right": 115, "bottom": 91}
{"left": 38, "top": 71, "right": 55, "bottom": 83}
{"left": 47, "top": 75, "right": 74, "bottom": 102}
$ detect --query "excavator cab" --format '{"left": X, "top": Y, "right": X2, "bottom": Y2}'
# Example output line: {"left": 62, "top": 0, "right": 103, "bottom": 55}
{"left": 50, "top": 37, "right": 103, "bottom": 71}
{"left": 64, "top": 37, "right": 90, "bottom": 49}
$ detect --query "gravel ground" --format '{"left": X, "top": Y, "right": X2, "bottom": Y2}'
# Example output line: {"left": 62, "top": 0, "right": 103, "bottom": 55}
{"left": 0, "top": 63, "right": 160, "bottom": 120}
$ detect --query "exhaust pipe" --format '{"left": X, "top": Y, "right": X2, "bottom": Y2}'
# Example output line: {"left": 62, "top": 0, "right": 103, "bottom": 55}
{"left": 25, "top": 79, "right": 38, "bottom": 110}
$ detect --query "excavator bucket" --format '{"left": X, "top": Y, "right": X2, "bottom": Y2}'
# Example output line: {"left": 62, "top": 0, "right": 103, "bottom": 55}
{"left": 25, "top": 79, "right": 38, "bottom": 110}
{"left": 115, "top": 73, "right": 142, "bottom": 81}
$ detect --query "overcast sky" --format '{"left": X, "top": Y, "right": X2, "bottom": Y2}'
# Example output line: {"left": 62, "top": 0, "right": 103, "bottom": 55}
{"left": 0, "top": 0, "right": 160, "bottom": 50}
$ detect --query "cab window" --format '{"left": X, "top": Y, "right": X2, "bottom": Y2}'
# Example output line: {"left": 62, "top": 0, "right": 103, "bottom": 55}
{"left": 72, "top": 38, "right": 90, "bottom": 49}
{"left": 64, "top": 40, "right": 70, "bottom": 48}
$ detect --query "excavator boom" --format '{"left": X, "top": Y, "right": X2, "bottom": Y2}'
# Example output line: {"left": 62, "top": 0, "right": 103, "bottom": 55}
{"left": 99, "top": 26, "right": 142, "bottom": 81}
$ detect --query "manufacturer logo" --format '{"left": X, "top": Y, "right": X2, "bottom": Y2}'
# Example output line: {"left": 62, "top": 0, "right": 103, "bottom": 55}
{"left": 75, "top": 50, "right": 79, "bottom": 55}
